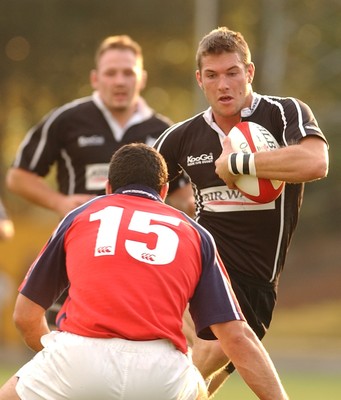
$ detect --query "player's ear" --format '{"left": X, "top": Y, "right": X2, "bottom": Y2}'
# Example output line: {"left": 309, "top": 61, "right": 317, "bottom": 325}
{"left": 195, "top": 70, "right": 203, "bottom": 89}
{"left": 105, "top": 180, "right": 113, "bottom": 194}
{"left": 160, "top": 183, "right": 169, "bottom": 201}
{"left": 247, "top": 62, "right": 255, "bottom": 84}
{"left": 90, "top": 69, "right": 98, "bottom": 89}
{"left": 140, "top": 69, "right": 147, "bottom": 91}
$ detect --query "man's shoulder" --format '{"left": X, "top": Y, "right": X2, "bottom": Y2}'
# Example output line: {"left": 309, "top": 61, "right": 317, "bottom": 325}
{"left": 154, "top": 112, "right": 206, "bottom": 150}
{"left": 258, "top": 93, "right": 308, "bottom": 110}
{"left": 249, "top": 93, "right": 313, "bottom": 122}
{"left": 44, "top": 96, "right": 96, "bottom": 124}
{"left": 142, "top": 112, "right": 173, "bottom": 131}
{"left": 57, "top": 96, "right": 96, "bottom": 115}
{"left": 162, "top": 112, "right": 206, "bottom": 136}
{"left": 152, "top": 112, "right": 173, "bottom": 127}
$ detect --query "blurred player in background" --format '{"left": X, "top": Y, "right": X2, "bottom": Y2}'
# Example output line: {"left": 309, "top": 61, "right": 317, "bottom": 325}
{"left": 154, "top": 26, "right": 329, "bottom": 396}
{"left": 0, "top": 197, "right": 15, "bottom": 343}
{"left": 0, "top": 199, "right": 14, "bottom": 241}
{"left": 0, "top": 143, "right": 288, "bottom": 400}
{"left": 6, "top": 34, "right": 194, "bottom": 218}
{"left": 6, "top": 34, "right": 194, "bottom": 326}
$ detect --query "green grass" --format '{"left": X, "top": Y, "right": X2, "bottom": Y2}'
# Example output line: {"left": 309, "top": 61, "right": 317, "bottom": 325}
{"left": 212, "top": 371, "right": 341, "bottom": 399}
{"left": 0, "top": 366, "right": 17, "bottom": 384}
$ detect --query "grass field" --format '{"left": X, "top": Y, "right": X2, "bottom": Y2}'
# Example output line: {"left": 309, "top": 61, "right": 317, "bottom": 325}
{"left": 213, "top": 371, "right": 341, "bottom": 399}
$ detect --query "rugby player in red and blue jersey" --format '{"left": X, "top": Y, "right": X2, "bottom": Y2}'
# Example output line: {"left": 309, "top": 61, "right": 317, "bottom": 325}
{"left": 0, "top": 144, "right": 288, "bottom": 400}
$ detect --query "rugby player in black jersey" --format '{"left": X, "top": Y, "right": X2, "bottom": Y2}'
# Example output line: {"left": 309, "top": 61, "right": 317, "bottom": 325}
{"left": 154, "top": 26, "right": 329, "bottom": 397}
{"left": 6, "top": 35, "right": 194, "bottom": 218}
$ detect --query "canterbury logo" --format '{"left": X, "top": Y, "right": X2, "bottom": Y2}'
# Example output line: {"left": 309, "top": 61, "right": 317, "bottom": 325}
{"left": 96, "top": 246, "right": 113, "bottom": 254}
{"left": 141, "top": 253, "right": 156, "bottom": 261}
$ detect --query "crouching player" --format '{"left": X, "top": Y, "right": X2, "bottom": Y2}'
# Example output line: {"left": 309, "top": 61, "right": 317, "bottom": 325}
{"left": 0, "top": 143, "right": 288, "bottom": 400}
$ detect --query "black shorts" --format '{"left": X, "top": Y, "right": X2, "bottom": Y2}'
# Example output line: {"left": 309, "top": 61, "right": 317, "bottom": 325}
{"left": 229, "top": 270, "right": 278, "bottom": 339}
{"left": 224, "top": 270, "right": 278, "bottom": 374}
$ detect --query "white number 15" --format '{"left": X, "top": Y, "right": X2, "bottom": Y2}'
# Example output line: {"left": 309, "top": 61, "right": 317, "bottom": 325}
{"left": 89, "top": 206, "right": 181, "bottom": 265}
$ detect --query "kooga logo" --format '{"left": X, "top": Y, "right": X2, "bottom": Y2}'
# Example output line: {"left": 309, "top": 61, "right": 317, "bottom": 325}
{"left": 187, "top": 153, "right": 214, "bottom": 166}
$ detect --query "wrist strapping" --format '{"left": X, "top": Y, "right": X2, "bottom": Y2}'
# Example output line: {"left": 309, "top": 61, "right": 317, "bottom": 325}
{"left": 227, "top": 153, "right": 256, "bottom": 176}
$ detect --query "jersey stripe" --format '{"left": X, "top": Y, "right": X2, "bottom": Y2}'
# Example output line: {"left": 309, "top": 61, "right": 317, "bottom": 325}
{"left": 28, "top": 97, "right": 92, "bottom": 170}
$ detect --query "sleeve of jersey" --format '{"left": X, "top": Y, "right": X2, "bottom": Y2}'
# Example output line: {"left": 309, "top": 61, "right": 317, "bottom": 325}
{"left": 18, "top": 215, "right": 72, "bottom": 309}
{"left": 153, "top": 125, "right": 184, "bottom": 182}
{"left": 12, "top": 109, "right": 61, "bottom": 176}
{"left": 188, "top": 224, "right": 245, "bottom": 340}
{"left": 283, "top": 99, "right": 328, "bottom": 146}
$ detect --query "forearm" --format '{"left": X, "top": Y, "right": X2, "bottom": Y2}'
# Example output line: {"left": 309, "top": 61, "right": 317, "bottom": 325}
{"left": 230, "top": 337, "right": 287, "bottom": 399}
{"left": 6, "top": 168, "right": 66, "bottom": 212}
{"left": 215, "top": 136, "right": 328, "bottom": 187}
{"left": 212, "top": 321, "right": 288, "bottom": 400}
{"left": 253, "top": 140, "right": 328, "bottom": 183}
{"left": 6, "top": 168, "right": 96, "bottom": 217}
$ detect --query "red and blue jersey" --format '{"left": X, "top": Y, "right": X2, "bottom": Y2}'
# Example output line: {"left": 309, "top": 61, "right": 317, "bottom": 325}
{"left": 19, "top": 185, "right": 243, "bottom": 353}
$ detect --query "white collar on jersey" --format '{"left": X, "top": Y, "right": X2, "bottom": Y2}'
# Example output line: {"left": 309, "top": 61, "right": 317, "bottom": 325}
{"left": 241, "top": 92, "right": 261, "bottom": 117}
{"left": 92, "top": 91, "right": 154, "bottom": 142}
{"left": 202, "top": 109, "right": 226, "bottom": 140}
{"left": 203, "top": 92, "right": 262, "bottom": 140}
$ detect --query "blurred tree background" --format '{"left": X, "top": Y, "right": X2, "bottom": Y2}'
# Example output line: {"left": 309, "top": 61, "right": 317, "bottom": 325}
{"left": 0, "top": 0, "right": 340, "bottom": 344}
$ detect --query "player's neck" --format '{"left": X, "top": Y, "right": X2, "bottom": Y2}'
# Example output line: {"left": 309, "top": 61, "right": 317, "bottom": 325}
{"left": 213, "top": 113, "right": 241, "bottom": 135}
{"left": 110, "top": 106, "right": 137, "bottom": 128}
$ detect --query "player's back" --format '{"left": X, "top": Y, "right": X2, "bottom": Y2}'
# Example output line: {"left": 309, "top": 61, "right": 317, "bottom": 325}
{"left": 60, "top": 191, "right": 203, "bottom": 352}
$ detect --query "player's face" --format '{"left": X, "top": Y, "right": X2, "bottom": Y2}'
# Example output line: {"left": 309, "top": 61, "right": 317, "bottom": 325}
{"left": 91, "top": 49, "right": 146, "bottom": 113}
{"left": 196, "top": 52, "right": 254, "bottom": 128}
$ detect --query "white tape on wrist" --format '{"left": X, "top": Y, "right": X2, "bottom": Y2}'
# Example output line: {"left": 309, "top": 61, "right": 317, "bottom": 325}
{"left": 227, "top": 153, "right": 257, "bottom": 176}
{"left": 227, "top": 153, "right": 239, "bottom": 175}
{"left": 248, "top": 153, "right": 257, "bottom": 176}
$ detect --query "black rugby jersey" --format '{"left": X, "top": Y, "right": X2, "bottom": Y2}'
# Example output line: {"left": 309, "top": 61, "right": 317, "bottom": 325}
{"left": 155, "top": 93, "right": 327, "bottom": 283}
{"left": 13, "top": 94, "right": 171, "bottom": 196}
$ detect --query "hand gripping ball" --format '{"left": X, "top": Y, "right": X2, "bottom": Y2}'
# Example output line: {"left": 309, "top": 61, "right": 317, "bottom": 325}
{"left": 228, "top": 121, "right": 284, "bottom": 203}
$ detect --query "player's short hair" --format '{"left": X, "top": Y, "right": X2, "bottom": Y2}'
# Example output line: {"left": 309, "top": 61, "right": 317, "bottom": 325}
{"left": 196, "top": 26, "right": 251, "bottom": 71}
{"left": 94, "top": 35, "right": 144, "bottom": 68}
{"left": 108, "top": 143, "right": 168, "bottom": 194}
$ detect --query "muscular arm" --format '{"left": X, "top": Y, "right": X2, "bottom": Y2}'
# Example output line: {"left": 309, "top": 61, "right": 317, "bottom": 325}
{"left": 211, "top": 320, "right": 288, "bottom": 400}
{"left": 254, "top": 136, "right": 328, "bottom": 182}
{"left": 215, "top": 136, "right": 328, "bottom": 187}
{"left": 13, "top": 293, "right": 50, "bottom": 352}
{"left": 6, "top": 168, "right": 95, "bottom": 217}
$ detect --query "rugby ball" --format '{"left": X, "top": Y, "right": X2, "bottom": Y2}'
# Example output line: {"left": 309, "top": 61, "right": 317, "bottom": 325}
{"left": 228, "top": 121, "right": 284, "bottom": 203}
